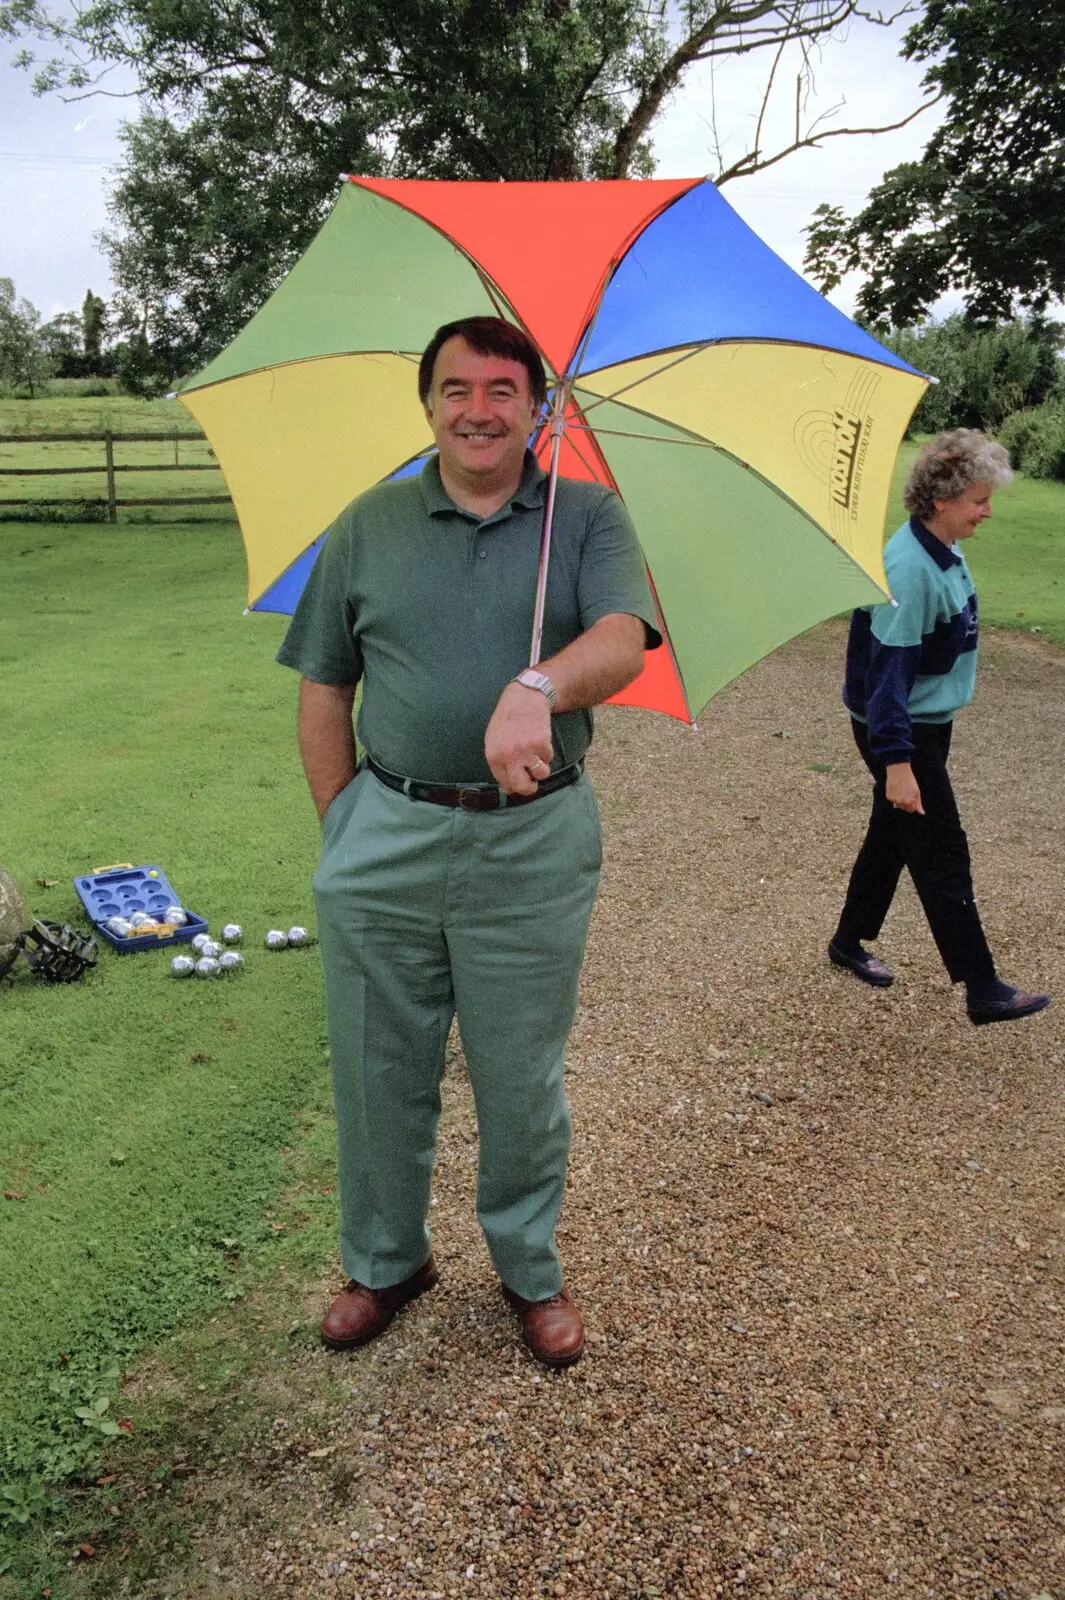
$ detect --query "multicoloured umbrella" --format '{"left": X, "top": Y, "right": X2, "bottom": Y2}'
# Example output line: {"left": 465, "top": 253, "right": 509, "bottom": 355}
{"left": 177, "top": 177, "right": 927, "bottom": 721}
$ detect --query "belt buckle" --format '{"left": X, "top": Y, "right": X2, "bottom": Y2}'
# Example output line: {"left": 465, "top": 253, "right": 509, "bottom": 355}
{"left": 457, "top": 786, "right": 487, "bottom": 812}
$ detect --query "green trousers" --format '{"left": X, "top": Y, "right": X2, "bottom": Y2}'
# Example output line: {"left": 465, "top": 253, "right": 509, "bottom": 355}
{"left": 313, "top": 765, "right": 602, "bottom": 1301}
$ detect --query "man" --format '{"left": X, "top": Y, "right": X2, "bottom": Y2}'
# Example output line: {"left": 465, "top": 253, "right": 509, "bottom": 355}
{"left": 277, "top": 316, "right": 659, "bottom": 1367}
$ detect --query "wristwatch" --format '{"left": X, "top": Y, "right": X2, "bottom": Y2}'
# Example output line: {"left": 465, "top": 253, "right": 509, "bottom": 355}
{"left": 513, "top": 668, "right": 557, "bottom": 710}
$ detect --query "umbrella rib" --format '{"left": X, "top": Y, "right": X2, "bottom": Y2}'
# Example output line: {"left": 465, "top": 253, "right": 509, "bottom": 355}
{"left": 567, "top": 422, "right": 721, "bottom": 449}
{"left": 472, "top": 265, "right": 520, "bottom": 328}
{"left": 574, "top": 343, "right": 713, "bottom": 416}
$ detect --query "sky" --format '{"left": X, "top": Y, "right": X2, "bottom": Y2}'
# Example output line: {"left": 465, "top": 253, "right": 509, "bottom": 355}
{"left": 0, "top": 11, "right": 945, "bottom": 323}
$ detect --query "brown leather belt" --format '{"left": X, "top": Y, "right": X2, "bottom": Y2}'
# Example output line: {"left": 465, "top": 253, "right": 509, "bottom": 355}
{"left": 365, "top": 755, "right": 582, "bottom": 811}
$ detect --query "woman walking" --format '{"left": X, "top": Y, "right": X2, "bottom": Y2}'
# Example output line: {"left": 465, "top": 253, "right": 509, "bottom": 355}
{"left": 829, "top": 429, "right": 1051, "bottom": 1027}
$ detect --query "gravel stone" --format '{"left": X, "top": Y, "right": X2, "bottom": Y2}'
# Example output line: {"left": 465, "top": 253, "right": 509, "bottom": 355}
{"left": 123, "top": 625, "right": 1065, "bottom": 1599}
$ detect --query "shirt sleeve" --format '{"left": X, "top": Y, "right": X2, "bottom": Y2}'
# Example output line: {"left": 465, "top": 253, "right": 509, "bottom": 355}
{"left": 863, "top": 569, "right": 932, "bottom": 764}
{"left": 275, "top": 514, "right": 364, "bottom": 686}
{"left": 578, "top": 488, "right": 663, "bottom": 650}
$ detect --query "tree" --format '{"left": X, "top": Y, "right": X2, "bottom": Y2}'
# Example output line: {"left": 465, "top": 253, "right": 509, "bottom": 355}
{"left": 0, "top": 277, "right": 52, "bottom": 395}
{"left": 82, "top": 289, "right": 107, "bottom": 372}
{"left": 882, "top": 312, "right": 1065, "bottom": 433}
{"left": 38, "top": 309, "right": 84, "bottom": 376}
{"left": 4, "top": 1, "right": 934, "bottom": 381}
{"left": 804, "top": 0, "right": 1065, "bottom": 324}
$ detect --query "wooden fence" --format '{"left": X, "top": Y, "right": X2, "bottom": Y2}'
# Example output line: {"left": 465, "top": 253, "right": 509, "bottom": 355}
{"left": 0, "top": 431, "right": 232, "bottom": 522}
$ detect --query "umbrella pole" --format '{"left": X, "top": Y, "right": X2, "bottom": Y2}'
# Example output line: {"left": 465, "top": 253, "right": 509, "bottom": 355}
{"left": 529, "top": 398, "right": 566, "bottom": 667}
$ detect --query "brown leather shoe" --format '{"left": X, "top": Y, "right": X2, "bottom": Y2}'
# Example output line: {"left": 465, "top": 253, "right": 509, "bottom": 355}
{"left": 502, "top": 1284, "right": 584, "bottom": 1368}
{"left": 321, "top": 1256, "right": 438, "bottom": 1350}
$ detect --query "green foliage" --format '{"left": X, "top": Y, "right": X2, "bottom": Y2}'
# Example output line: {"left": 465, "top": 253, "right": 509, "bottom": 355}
{"left": 804, "top": 0, "right": 1065, "bottom": 322}
{"left": 81, "top": 289, "right": 106, "bottom": 371}
{"left": 5, "top": 0, "right": 892, "bottom": 382}
{"left": 114, "top": 328, "right": 167, "bottom": 396}
{"left": 48, "top": 377, "right": 114, "bottom": 397}
{"left": 0, "top": 277, "right": 52, "bottom": 397}
{"left": 999, "top": 402, "right": 1065, "bottom": 480}
{"left": 37, "top": 310, "right": 83, "bottom": 377}
{"left": 37, "top": 293, "right": 113, "bottom": 380}
{"left": 88, "top": 0, "right": 675, "bottom": 380}
{"left": 880, "top": 313, "right": 1065, "bottom": 434}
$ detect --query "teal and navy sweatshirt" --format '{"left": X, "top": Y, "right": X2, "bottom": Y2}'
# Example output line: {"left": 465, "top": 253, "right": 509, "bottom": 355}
{"left": 844, "top": 516, "right": 979, "bottom": 765}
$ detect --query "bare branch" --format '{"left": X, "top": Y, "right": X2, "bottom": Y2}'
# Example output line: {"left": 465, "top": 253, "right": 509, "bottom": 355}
{"left": 714, "top": 91, "right": 943, "bottom": 185}
{"left": 753, "top": 33, "right": 788, "bottom": 158}
{"left": 610, "top": 0, "right": 863, "bottom": 175}
{"left": 852, "top": 4, "right": 920, "bottom": 23}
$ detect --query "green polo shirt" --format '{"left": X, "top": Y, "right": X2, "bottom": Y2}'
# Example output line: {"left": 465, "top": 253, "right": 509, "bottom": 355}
{"left": 277, "top": 451, "right": 660, "bottom": 783}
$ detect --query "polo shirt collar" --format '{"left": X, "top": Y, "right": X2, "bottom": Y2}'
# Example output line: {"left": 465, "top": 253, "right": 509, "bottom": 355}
{"left": 420, "top": 450, "right": 547, "bottom": 519}
{"left": 910, "top": 514, "right": 961, "bottom": 570}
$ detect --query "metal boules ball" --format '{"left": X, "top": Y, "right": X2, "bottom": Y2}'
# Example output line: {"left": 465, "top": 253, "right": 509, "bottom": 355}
{"left": 219, "top": 950, "right": 244, "bottom": 972}
{"left": 163, "top": 905, "right": 188, "bottom": 926}
{"left": 199, "top": 938, "right": 222, "bottom": 960}
{"left": 265, "top": 930, "right": 288, "bottom": 950}
{"left": 220, "top": 923, "right": 243, "bottom": 945}
{"left": 286, "top": 926, "right": 310, "bottom": 947}
{"left": 195, "top": 956, "right": 221, "bottom": 978}
{"left": 108, "top": 916, "right": 134, "bottom": 938}
{"left": 171, "top": 955, "right": 196, "bottom": 978}
{"left": 128, "top": 911, "right": 153, "bottom": 929}
{"left": 191, "top": 933, "right": 212, "bottom": 953}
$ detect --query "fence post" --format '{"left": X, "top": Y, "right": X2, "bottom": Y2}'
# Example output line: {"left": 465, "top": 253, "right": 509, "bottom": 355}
{"left": 104, "top": 432, "right": 117, "bottom": 525}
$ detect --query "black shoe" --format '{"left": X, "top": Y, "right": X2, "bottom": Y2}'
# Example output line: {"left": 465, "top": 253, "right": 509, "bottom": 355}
{"left": 967, "top": 987, "right": 1051, "bottom": 1027}
{"left": 828, "top": 939, "right": 894, "bottom": 988}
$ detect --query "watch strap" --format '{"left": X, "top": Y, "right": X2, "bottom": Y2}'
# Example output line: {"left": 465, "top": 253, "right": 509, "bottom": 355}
{"left": 513, "top": 668, "right": 557, "bottom": 710}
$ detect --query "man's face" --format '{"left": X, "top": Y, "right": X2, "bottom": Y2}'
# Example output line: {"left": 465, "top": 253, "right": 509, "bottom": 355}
{"left": 424, "top": 336, "right": 539, "bottom": 489}
{"left": 932, "top": 479, "right": 994, "bottom": 541}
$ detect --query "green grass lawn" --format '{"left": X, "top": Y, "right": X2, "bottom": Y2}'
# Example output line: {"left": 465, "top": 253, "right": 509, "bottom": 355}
{"left": 0, "top": 396, "right": 224, "bottom": 525}
{"left": 0, "top": 514, "right": 339, "bottom": 1587}
{"left": 0, "top": 403, "right": 1063, "bottom": 1592}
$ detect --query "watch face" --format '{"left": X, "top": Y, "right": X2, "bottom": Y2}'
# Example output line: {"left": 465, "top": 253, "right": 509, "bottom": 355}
{"left": 517, "top": 669, "right": 555, "bottom": 705}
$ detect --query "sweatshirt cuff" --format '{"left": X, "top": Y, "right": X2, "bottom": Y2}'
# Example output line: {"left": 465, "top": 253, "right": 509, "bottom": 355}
{"left": 877, "top": 744, "right": 915, "bottom": 767}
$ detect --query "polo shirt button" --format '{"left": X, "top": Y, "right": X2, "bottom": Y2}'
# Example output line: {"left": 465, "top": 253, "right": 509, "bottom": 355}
{"left": 478, "top": 548, "right": 487, "bottom": 559}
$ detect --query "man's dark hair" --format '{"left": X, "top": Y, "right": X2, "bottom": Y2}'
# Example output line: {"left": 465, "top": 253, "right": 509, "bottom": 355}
{"left": 418, "top": 316, "right": 548, "bottom": 410}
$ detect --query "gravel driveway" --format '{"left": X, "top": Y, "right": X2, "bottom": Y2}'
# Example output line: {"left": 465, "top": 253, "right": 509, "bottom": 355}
{"left": 127, "top": 622, "right": 1064, "bottom": 1600}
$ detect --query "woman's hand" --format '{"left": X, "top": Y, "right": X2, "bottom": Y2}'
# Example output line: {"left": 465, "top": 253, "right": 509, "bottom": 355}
{"left": 886, "top": 762, "right": 924, "bottom": 815}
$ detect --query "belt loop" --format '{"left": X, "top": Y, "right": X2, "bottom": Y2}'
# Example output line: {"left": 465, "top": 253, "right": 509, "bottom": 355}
{"left": 401, "top": 776, "right": 413, "bottom": 797}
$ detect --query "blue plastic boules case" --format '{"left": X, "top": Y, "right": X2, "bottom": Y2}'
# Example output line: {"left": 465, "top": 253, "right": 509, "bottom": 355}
{"left": 73, "top": 864, "right": 208, "bottom": 953}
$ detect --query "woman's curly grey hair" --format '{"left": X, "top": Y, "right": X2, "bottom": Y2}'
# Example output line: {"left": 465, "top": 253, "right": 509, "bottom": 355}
{"left": 904, "top": 428, "right": 1013, "bottom": 520}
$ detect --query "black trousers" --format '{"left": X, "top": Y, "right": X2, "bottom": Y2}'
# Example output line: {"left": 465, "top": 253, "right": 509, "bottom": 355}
{"left": 835, "top": 718, "right": 995, "bottom": 985}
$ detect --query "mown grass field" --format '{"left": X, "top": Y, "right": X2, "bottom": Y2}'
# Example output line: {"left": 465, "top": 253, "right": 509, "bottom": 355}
{"left": 0, "top": 397, "right": 224, "bottom": 525}
{"left": 1, "top": 399, "right": 1063, "bottom": 1594}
